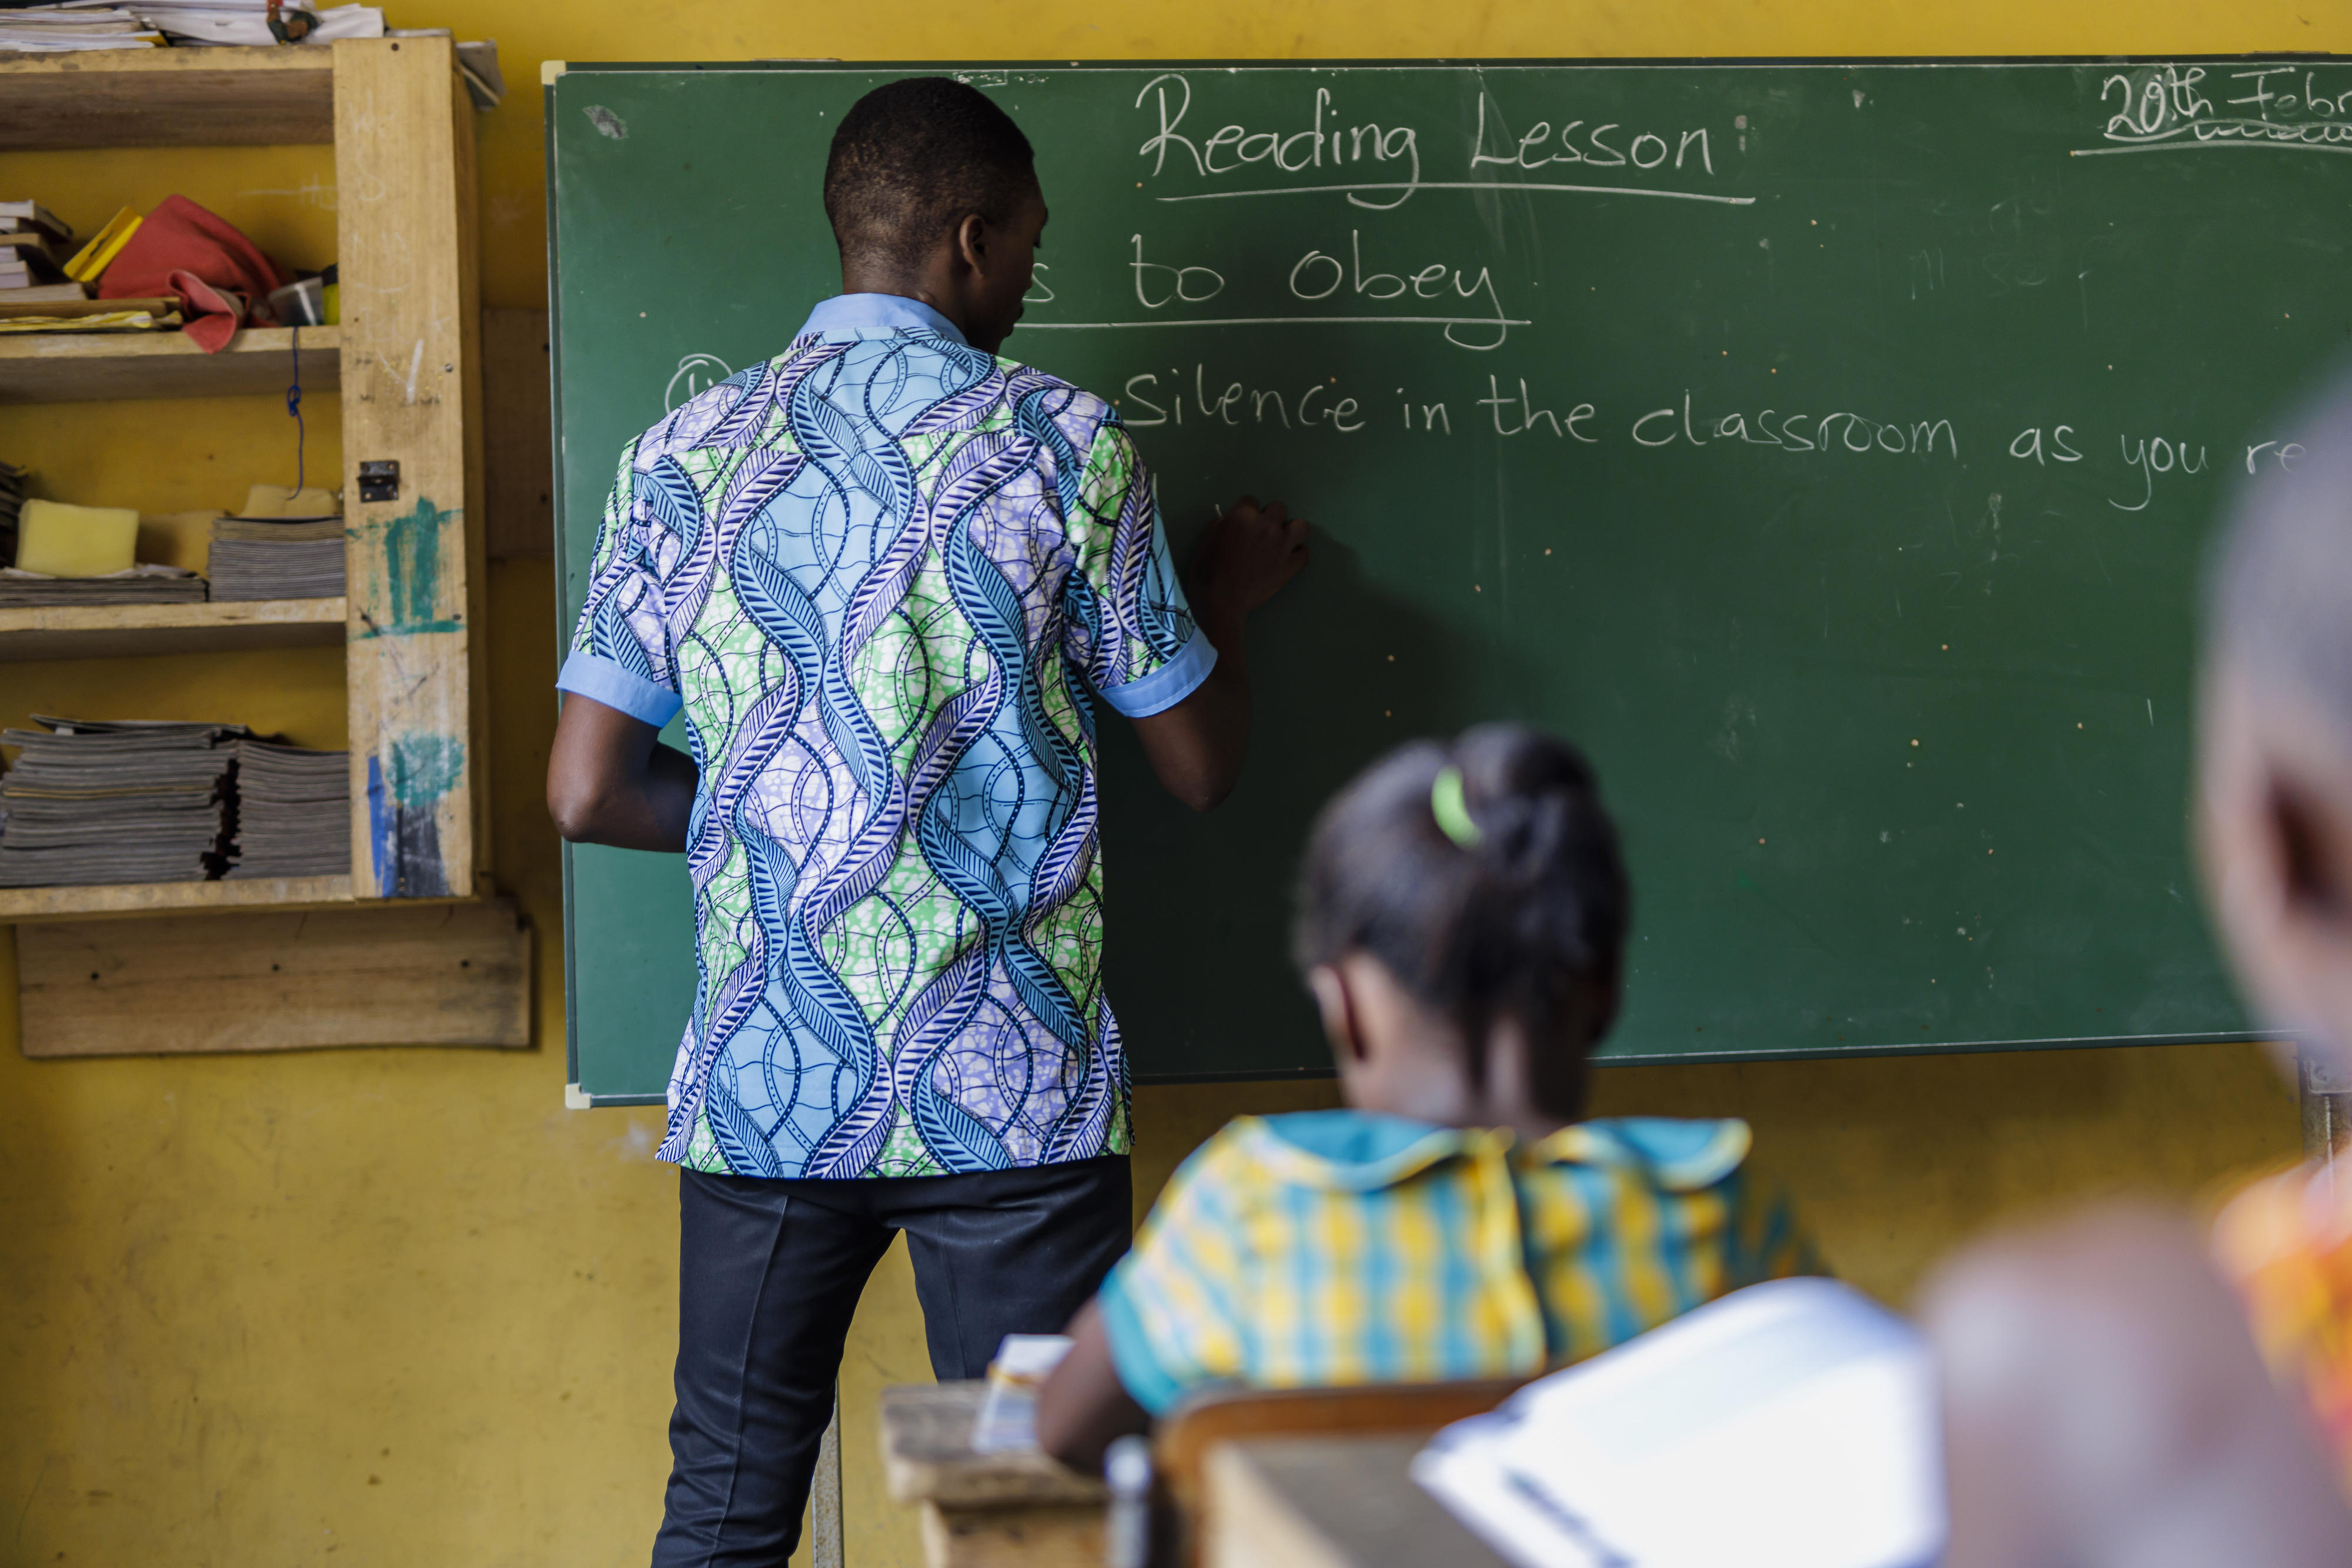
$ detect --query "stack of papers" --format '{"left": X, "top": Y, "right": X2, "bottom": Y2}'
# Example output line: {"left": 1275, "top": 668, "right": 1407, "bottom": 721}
{"left": 0, "top": 5, "right": 162, "bottom": 49}
{"left": 0, "top": 717, "right": 246, "bottom": 887}
{"left": 206, "top": 515, "right": 343, "bottom": 600}
{"left": 229, "top": 739, "right": 348, "bottom": 878}
{"left": 0, "top": 563, "right": 206, "bottom": 607}
{"left": 1414, "top": 1278, "right": 1946, "bottom": 1568}
{"left": 121, "top": 1, "right": 383, "bottom": 45}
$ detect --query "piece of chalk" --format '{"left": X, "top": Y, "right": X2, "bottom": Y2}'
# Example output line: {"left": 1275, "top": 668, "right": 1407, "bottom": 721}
{"left": 16, "top": 498, "right": 139, "bottom": 577}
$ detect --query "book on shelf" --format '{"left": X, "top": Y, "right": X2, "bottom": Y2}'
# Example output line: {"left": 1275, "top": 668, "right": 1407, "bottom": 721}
{"left": 0, "top": 282, "right": 95, "bottom": 305}
{"left": 0, "top": 306, "right": 182, "bottom": 335}
{"left": 0, "top": 564, "right": 206, "bottom": 609}
{"left": 0, "top": 9, "right": 160, "bottom": 51}
{"left": 0, "top": 720, "right": 352, "bottom": 889}
{"left": 0, "top": 203, "right": 74, "bottom": 245}
{"left": 208, "top": 514, "right": 345, "bottom": 601}
{"left": 230, "top": 740, "right": 351, "bottom": 879}
{"left": 0, "top": 718, "right": 245, "bottom": 888}
{"left": 0, "top": 233, "right": 68, "bottom": 281}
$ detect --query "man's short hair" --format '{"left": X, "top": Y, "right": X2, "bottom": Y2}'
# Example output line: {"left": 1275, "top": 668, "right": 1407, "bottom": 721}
{"left": 824, "top": 78, "right": 1037, "bottom": 269}
{"left": 2211, "top": 373, "right": 2352, "bottom": 733}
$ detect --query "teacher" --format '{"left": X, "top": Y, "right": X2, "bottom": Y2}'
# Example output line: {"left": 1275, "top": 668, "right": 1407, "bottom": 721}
{"left": 546, "top": 76, "right": 1309, "bottom": 1563}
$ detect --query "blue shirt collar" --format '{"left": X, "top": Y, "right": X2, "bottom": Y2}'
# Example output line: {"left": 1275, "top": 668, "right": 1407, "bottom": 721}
{"left": 797, "top": 292, "right": 968, "bottom": 346}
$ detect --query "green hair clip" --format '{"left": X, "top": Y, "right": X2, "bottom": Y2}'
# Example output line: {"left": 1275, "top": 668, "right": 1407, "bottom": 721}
{"left": 1431, "top": 764, "right": 1483, "bottom": 849}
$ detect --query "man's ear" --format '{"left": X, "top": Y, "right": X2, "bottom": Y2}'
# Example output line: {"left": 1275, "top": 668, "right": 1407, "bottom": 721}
{"left": 2269, "top": 773, "right": 2351, "bottom": 921}
{"left": 1307, "top": 963, "right": 1369, "bottom": 1065}
{"left": 953, "top": 211, "right": 989, "bottom": 275}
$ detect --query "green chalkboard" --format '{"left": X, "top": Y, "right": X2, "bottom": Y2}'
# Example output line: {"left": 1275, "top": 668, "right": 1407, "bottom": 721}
{"left": 552, "top": 57, "right": 2344, "bottom": 1104}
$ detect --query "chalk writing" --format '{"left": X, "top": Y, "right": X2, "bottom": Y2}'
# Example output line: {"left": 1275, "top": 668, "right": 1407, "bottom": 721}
{"left": 1628, "top": 393, "right": 1958, "bottom": 457}
{"left": 1131, "top": 72, "right": 1757, "bottom": 208}
{"left": 2079, "top": 62, "right": 2352, "bottom": 155}
{"left": 1135, "top": 73, "right": 1421, "bottom": 209}
{"left": 1287, "top": 231, "right": 1510, "bottom": 349}
{"left": 1469, "top": 92, "right": 1715, "bottom": 176}
{"left": 666, "top": 352, "right": 733, "bottom": 412}
{"left": 2111, "top": 433, "right": 2208, "bottom": 511}
{"left": 1130, "top": 235, "right": 1225, "bottom": 307}
{"left": 1120, "top": 365, "right": 1367, "bottom": 432}
{"left": 2006, "top": 425, "right": 2085, "bottom": 465}
{"left": 1476, "top": 376, "right": 1598, "bottom": 439}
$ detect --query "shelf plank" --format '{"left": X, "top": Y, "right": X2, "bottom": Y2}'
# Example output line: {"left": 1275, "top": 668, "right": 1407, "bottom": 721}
{"left": 0, "top": 597, "right": 347, "bottom": 661}
{"left": 0, "top": 47, "right": 335, "bottom": 150}
{"left": 0, "top": 326, "right": 339, "bottom": 405}
{"left": 17, "top": 897, "right": 529, "bottom": 1056}
{"left": 0, "top": 875, "right": 353, "bottom": 923}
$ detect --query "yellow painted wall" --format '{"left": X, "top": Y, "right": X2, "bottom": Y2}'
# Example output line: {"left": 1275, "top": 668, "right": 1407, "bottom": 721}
{"left": 0, "top": 5, "right": 2328, "bottom": 1565}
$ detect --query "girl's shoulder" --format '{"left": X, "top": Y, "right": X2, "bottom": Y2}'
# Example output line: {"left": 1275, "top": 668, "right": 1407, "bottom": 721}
{"left": 1527, "top": 1116, "right": 1755, "bottom": 1192}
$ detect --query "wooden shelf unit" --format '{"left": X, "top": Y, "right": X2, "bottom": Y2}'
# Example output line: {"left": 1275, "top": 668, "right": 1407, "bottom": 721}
{"left": 0, "top": 326, "right": 340, "bottom": 405}
{"left": 0, "top": 41, "right": 489, "bottom": 934}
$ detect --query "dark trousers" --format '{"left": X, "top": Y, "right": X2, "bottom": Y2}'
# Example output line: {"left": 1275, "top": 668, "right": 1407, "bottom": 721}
{"left": 650, "top": 1156, "right": 1134, "bottom": 1568}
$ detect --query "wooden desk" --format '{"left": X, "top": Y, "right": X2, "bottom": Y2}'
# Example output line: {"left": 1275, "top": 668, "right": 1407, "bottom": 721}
{"left": 1202, "top": 1435, "right": 1512, "bottom": 1568}
{"left": 880, "top": 1382, "right": 1107, "bottom": 1568}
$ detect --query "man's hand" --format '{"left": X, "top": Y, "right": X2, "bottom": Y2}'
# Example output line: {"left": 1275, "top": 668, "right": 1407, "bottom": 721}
{"left": 1188, "top": 496, "right": 1311, "bottom": 619}
{"left": 1130, "top": 496, "right": 1311, "bottom": 812}
{"left": 547, "top": 693, "right": 699, "bottom": 851}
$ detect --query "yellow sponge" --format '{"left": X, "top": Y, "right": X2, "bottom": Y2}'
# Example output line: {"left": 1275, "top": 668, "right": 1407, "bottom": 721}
{"left": 16, "top": 498, "right": 138, "bottom": 577}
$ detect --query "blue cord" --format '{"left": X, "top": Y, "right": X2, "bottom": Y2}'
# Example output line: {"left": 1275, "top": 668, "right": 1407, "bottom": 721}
{"left": 286, "top": 323, "right": 305, "bottom": 493}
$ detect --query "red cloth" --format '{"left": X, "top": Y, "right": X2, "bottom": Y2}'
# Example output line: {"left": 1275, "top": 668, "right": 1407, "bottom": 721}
{"left": 97, "top": 195, "right": 289, "bottom": 353}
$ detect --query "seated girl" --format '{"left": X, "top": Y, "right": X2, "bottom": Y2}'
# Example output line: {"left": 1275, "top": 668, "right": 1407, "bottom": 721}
{"left": 1037, "top": 723, "right": 1823, "bottom": 1469}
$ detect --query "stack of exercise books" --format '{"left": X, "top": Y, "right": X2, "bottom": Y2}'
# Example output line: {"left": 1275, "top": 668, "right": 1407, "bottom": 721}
{"left": 0, "top": 201, "right": 86, "bottom": 306}
{"left": 0, "top": 717, "right": 246, "bottom": 888}
{"left": 0, "top": 563, "right": 206, "bottom": 608}
{"left": 206, "top": 514, "right": 344, "bottom": 600}
{"left": 228, "top": 739, "right": 349, "bottom": 878}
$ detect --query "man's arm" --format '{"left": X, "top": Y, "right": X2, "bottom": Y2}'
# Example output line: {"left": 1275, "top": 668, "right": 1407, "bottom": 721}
{"left": 547, "top": 693, "right": 699, "bottom": 851}
{"left": 1130, "top": 496, "right": 1310, "bottom": 812}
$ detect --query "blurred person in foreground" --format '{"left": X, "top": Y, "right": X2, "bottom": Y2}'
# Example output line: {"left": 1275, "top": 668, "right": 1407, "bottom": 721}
{"left": 1920, "top": 385, "right": 2352, "bottom": 1567}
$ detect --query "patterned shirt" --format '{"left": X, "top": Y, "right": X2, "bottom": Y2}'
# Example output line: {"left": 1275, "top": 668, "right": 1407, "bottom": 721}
{"left": 2213, "top": 1161, "right": 2352, "bottom": 1492}
{"left": 559, "top": 294, "right": 1212, "bottom": 1179}
{"left": 1097, "top": 1110, "right": 1821, "bottom": 1413}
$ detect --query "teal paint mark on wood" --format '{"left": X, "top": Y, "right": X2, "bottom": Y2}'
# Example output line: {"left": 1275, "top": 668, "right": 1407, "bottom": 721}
{"left": 389, "top": 731, "right": 465, "bottom": 807}
{"left": 367, "top": 731, "right": 463, "bottom": 897}
{"left": 355, "top": 496, "right": 465, "bottom": 638}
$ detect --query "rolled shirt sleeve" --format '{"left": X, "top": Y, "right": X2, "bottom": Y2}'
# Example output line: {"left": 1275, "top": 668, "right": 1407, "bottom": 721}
{"left": 1062, "top": 423, "right": 1217, "bottom": 718}
{"left": 559, "top": 439, "right": 686, "bottom": 729}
